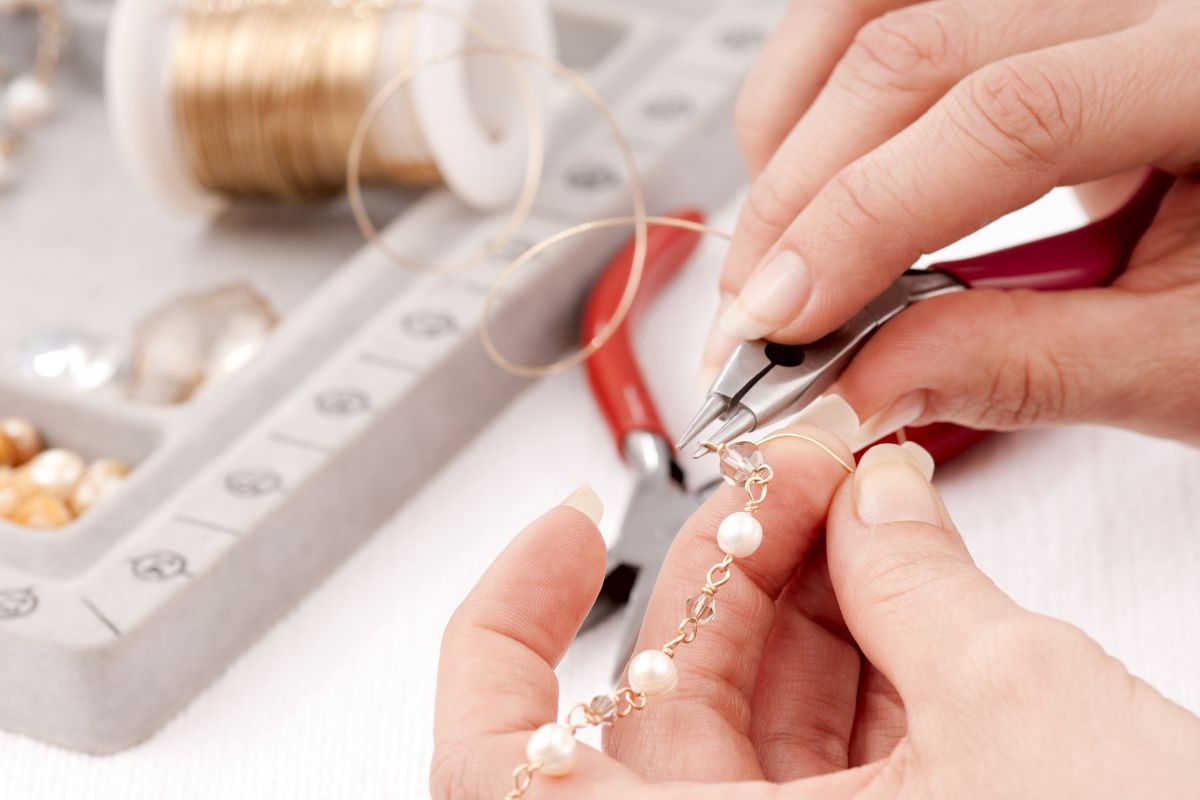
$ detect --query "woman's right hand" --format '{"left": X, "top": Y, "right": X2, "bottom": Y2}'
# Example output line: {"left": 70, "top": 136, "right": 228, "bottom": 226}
{"left": 702, "top": 0, "right": 1200, "bottom": 446}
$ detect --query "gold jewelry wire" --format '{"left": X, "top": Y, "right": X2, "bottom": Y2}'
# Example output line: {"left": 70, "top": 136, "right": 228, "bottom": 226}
{"left": 755, "top": 432, "right": 856, "bottom": 474}
{"left": 344, "top": 1, "right": 737, "bottom": 377}
{"left": 173, "top": 0, "right": 441, "bottom": 202}
{"left": 173, "top": 0, "right": 737, "bottom": 377}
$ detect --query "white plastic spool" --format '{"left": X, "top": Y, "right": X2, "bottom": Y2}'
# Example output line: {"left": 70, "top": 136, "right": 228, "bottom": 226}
{"left": 105, "top": 0, "right": 555, "bottom": 214}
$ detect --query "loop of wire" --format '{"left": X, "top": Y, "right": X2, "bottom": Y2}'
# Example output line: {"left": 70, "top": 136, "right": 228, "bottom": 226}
{"left": 345, "top": 1, "right": 734, "bottom": 378}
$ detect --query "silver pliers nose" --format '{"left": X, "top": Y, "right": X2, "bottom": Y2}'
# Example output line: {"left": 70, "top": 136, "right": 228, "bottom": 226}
{"left": 677, "top": 270, "right": 965, "bottom": 452}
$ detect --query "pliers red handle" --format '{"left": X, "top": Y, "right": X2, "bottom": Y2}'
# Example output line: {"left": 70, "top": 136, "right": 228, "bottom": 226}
{"left": 678, "top": 170, "right": 1176, "bottom": 461}
{"left": 582, "top": 209, "right": 706, "bottom": 455}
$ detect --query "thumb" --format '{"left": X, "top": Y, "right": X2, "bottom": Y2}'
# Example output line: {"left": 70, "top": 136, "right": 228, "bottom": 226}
{"left": 825, "top": 443, "right": 1023, "bottom": 705}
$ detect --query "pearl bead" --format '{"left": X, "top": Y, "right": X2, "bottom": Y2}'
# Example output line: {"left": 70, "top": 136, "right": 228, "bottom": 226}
{"left": 0, "top": 467, "right": 24, "bottom": 517}
{"left": 6, "top": 76, "right": 54, "bottom": 131}
{"left": 22, "top": 448, "right": 85, "bottom": 499}
{"left": 70, "top": 459, "right": 130, "bottom": 515}
{"left": 717, "top": 511, "right": 763, "bottom": 558}
{"left": 628, "top": 649, "right": 678, "bottom": 696}
{"left": 0, "top": 417, "right": 42, "bottom": 465}
{"left": 11, "top": 491, "right": 73, "bottom": 529}
{"left": 525, "top": 723, "right": 576, "bottom": 777}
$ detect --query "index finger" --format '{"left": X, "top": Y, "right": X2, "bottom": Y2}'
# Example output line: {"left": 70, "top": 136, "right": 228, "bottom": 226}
{"left": 605, "top": 421, "right": 857, "bottom": 781}
{"left": 722, "top": 23, "right": 1200, "bottom": 345}
{"left": 434, "top": 498, "right": 606, "bottom": 745}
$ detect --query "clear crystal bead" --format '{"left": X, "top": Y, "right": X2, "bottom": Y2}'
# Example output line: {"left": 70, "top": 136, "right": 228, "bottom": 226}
{"left": 129, "top": 283, "right": 278, "bottom": 405}
{"left": 686, "top": 593, "right": 717, "bottom": 625}
{"left": 719, "top": 441, "right": 764, "bottom": 486}
{"left": 3, "top": 329, "right": 125, "bottom": 391}
{"left": 589, "top": 694, "right": 618, "bottom": 724}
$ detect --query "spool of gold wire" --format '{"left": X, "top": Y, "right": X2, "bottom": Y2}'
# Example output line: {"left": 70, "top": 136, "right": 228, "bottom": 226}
{"left": 107, "top": 0, "right": 554, "bottom": 212}
{"left": 172, "top": 0, "right": 440, "bottom": 202}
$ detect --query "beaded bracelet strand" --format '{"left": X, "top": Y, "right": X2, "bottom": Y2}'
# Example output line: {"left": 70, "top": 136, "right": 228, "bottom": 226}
{"left": 504, "top": 433, "right": 855, "bottom": 799}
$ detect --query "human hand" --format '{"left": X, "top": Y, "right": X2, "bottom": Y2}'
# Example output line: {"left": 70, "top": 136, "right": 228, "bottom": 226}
{"left": 701, "top": 0, "right": 1200, "bottom": 445}
{"left": 431, "top": 431, "right": 1200, "bottom": 797}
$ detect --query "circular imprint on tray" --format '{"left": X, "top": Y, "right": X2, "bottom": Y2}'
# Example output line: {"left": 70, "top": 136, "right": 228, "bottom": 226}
{"left": 314, "top": 387, "right": 371, "bottom": 417}
{"left": 0, "top": 588, "right": 38, "bottom": 620}
{"left": 642, "top": 94, "right": 693, "bottom": 120}
{"left": 717, "top": 25, "right": 766, "bottom": 52}
{"left": 564, "top": 162, "right": 618, "bottom": 192}
{"left": 401, "top": 310, "right": 457, "bottom": 340}
{"left": 131, "top": 551, "right": 188, "bottom": 582}
{"left": 224, "top": 469, "right": 283, "bottom": 498}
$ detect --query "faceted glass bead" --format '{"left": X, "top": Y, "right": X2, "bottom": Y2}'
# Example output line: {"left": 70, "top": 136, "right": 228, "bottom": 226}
{"left": 129, "top": 283, "right": 278, "bottom": 405}
{"left": 588, "top": 694, "right": 618, "bottom": 724}
{"left": 686, "top": 593, "right": 717, "bottom": 625}
{"left": 3, "top": 329, "right": 124, "bottom": 392}
{"left": 719, "top": 441, "right": 764, "bottom": 486}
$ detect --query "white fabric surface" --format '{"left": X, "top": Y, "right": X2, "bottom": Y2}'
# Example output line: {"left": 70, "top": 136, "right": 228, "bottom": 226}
{"left": 2, "top": 196, "right": 1198, "bottom": 799}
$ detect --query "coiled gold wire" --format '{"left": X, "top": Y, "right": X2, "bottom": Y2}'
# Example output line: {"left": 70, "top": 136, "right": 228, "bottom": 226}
{"left": 172, "top": 0, "right": 439, "bottom": 202}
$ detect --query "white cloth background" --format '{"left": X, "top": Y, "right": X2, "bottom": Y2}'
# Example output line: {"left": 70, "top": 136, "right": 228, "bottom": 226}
{"left": 2, "top": 195, "right": 1198, "bottom": 799}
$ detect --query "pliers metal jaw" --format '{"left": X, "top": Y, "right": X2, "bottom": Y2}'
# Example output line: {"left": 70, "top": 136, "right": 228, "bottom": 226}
{"left": 677, "top": 270, "right": 965, "bottom": 451}
{"left": 679, "top": 169, "right": 1176, "bottom": 459}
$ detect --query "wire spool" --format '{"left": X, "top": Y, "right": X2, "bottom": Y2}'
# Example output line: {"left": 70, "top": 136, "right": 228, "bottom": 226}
{"left": 105, "top": 0, "right": 555, "bottom": 214}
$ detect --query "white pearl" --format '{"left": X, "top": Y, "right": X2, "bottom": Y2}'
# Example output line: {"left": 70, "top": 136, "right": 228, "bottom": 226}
{"left": 628, "top": 649, "right": 678, "bottom": 697}
{"left": 6, "top": 76, "right": 54, "bottom": 131}
{"left": 22, "top": 448, "right": 85, "bottom": 499}
{"left": 525, "top": 723, "right": 576, "bottom": 777}
{"left": 70, "top": 459, "right": 129, "bottom": 515}
{"left": 717, "top": 511, "right": 763, "bottom": 558}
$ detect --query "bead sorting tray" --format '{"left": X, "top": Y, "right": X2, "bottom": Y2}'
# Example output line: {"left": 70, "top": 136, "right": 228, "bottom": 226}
{"left": 0, "top": 0, "right": 785, "bottom": 752}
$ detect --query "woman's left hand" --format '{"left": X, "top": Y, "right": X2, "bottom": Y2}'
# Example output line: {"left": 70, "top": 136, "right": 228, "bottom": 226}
{"left": 431, "top": 428, "right": 1200, "bottom": 798}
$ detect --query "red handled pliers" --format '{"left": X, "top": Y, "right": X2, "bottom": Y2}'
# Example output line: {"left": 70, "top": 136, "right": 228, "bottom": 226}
{"left": 577, "top": 209, "right": 714, "bottom": 676}
{"left": 678, "top": 171, "right": 1175, "bottom": 461}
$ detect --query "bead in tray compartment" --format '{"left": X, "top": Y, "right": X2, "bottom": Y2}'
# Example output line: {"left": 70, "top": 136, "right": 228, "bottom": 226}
{"left": 0, "top": 416, "right": 131, "bottom": 531}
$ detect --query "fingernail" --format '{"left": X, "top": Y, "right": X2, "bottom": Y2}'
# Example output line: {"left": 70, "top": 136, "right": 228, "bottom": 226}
{"left": 855, "top": 444, "right": 941, "bottom": 526}
{"left": 561, "top": 484, "right": 604, "bottom": 525}
{"left": 851, "top": 393, "right": 926, "bottom": 451}
{"left": 900, "top": 441, "right": 935, "bottom": 481}
{"left": 791, "top": 394, "right": 860, "bottom": 449}
{"left": 720, "top": 250, "right": 810, "bottom": 340}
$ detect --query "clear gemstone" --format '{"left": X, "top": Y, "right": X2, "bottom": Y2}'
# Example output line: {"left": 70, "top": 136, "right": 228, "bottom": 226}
{"left": 588, "top": 694, "right": 618, "bottom": 724}
{"left": 719, "top": 441, "right": 764, "bottom": 485}
{"left": 3, "top": 329, "right": 124, "bottom": 391}
{"left": 129, "top": 283, "right": 278, "bottom": 404}
{"left": 686, "top": 593, "right": 717, "bottom": 625}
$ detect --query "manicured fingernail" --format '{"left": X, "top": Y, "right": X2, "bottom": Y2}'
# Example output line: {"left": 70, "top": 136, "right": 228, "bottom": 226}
{"left": 855, "top": 444, "right": 941, "bottom": 526}
{"left": 561, "top": 484, "right": 603, "bottom": 525}
{"left": 851, "top": 393, "right": 926, "bottom": 451}
{"left": 900, "top": 441, "right": 935, "bottom": 481}
{"left": 720, "top": 250, "right": 810, "bottom": 340}
{"left": 791, "top": 394, "right": 860, "bottom": 449}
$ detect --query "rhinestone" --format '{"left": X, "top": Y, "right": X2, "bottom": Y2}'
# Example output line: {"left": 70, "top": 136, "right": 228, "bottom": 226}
{"left": 129, "top": 283, "right": 277, "bottom": 404}
{"left": 3, "top": 329, "right": 124, "bottom": 392}
{"left": 588, "top": 694, "right": 618, "bottom": 724}
{"left": 686, "top": 593, "right": 717, "bottom": 625}
{"left": 719, "top": 441, "right": 764, "bottom": 485}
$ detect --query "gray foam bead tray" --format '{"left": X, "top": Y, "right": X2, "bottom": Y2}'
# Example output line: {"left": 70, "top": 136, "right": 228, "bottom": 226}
{"left": 0, "top": 0, "right": 786, "bottom": 752}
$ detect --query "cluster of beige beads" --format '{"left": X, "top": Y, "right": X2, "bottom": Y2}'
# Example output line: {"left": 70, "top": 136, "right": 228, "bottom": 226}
{"left": 0, "top": 417, "right": 129, "bottom": 530}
